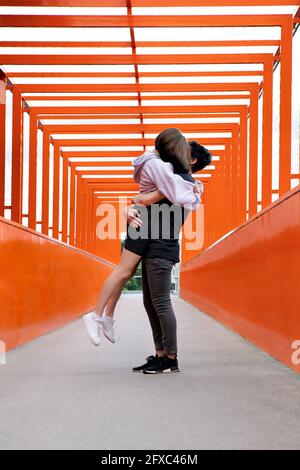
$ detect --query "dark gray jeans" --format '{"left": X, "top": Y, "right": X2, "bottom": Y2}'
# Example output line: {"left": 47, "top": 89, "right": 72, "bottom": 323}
{"left": 142, "top": 257, "right": 177, "bottom": 355}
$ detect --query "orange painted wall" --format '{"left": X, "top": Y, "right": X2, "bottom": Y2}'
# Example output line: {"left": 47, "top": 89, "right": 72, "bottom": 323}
{"left": 0, "top": 217, "right": 114, "bottom": 350}
{"left": 180, "top": 186, "right": 300, "bottom": 374}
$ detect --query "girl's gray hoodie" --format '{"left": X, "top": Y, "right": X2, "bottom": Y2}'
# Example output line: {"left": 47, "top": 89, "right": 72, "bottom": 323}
{"left": 132, "top": 150, "right": 200, "bottom": 210}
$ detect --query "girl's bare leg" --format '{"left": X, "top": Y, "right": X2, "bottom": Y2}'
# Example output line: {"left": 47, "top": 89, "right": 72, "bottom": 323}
{"left": 104, "top": 284, "right": 125, "bottom": 318}
{"left": 95, "top": 248, "right": 141, "bottom": 317}
{"left": 105, "top": 257, "right": 139, "bottom": 318}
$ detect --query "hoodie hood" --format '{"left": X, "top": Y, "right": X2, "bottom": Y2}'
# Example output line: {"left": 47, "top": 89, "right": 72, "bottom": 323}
{"left": 133, "top": 150, "right": 160, "bottom": 183}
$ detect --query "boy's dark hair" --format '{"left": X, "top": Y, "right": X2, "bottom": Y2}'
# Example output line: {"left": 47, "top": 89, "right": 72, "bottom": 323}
{"left": 189, "top": 140, "right": 212, "bottom": 173}
{"left": 155, "top": 127, "right": 191, "bottom": 173}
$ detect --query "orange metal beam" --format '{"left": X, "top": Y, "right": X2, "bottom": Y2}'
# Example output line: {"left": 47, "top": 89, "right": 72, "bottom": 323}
{"left": 30, "top": 104, "right": 249, "bottom": 115}
{"left": 37, "top": 113, "right": 242, "bottom": 120}
{"left": 18, "top": 82, "right": 267, "bottom": 93}
{"left": 41, "top": 130, "right": 50, "bottom": 235}
{"left": 51, "top": 137, "right": 231, "bottom": 147}
{"left": 77, "top": 170, "right": 133, "bottom": 176}
{"left": 126, "top": 0, "right": 145, "bottom": 153}
{"left": 0, "top": 1, "right": 298, "bottom": 6}
{"left": 249, "top": 84, "right": 259, "bottom": 216}
{"left": 66, "top": 153, "right": 219, "bottom": 163}
{"left": 63, "top": 151, "right": 142, "bottom": 158}
{"left": 0, "top": 53, "right": 276, "bottom": 65}
{"left": 69, "top": 164, "right": 76, "bottom": 245}
{"left": 261, "top": 55, "right": 273, "bottom": 207}
{"left": 11, "top": 87, "right": 23, "bottom": 223}
{"left": 75, "top": 176, "right": 83, "bottom": 247}
{"left": 279, "top": 15, "right": 293, "bottom": 195}
{"left": 238, "top": 106, "right": 248, "bottom": 222}
{"left": 70, "top": 161, "right": 133, "bottom": 168}
{"left": 1, "top": 40, "right": 280, "bottom": 48}
{"left": 25, "top": 94, "right": 251, "bottom": 102}
{"left": 0, "top": 71, "right": 6, "bottom": 217}
{"left": 8, "top": 71, "right": 264, "bottom": 78}
{"left": 52, "top": 142, "right": 60, "bottom": 239}
{"left": 0, "top": 14, "right": 293, "bottom": 29}
{"left": 28, "top": 112, "right": 38, "bottom": 229}
{"left": 62, "top": 154, "right": 69, "bottom": 242}
{"left": 42, "top": 123, "right": 239, "bottom": 133}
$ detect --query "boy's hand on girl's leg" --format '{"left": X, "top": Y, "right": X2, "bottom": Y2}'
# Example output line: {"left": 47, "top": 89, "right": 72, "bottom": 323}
{"left": 126, "top": 206, "right": 143, "bottom": 228}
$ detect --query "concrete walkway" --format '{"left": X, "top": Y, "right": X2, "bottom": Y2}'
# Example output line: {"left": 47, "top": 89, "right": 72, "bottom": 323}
{"left": 1, "top": 294, "right": 300, "bottom": 450}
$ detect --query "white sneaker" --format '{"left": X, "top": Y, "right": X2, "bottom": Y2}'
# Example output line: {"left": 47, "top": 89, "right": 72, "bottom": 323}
{"left": 97, "top": 316, "right": 116, "bottom": 344}
{"left": 83, "top": 312, "right": 101, "bottom": 346}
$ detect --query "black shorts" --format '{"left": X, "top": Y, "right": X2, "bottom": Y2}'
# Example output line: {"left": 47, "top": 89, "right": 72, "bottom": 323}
{"left": 124, "top": 201, "right": 182, "bottom": 262}
{"left": 124, "top": 230, "right": 150, "bottom": 257}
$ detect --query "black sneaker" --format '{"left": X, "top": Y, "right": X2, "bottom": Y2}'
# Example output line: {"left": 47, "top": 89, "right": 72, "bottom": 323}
{"left": 143, "top": 355, "right": 180, "bottom": 374}
{"left": 132, "top": 355, "right": 162, "bottom": 373}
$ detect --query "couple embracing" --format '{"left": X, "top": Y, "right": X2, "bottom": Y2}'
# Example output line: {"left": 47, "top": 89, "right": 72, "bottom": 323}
{"left": 83, "top": 128, "right": 212, "bottom": 374}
